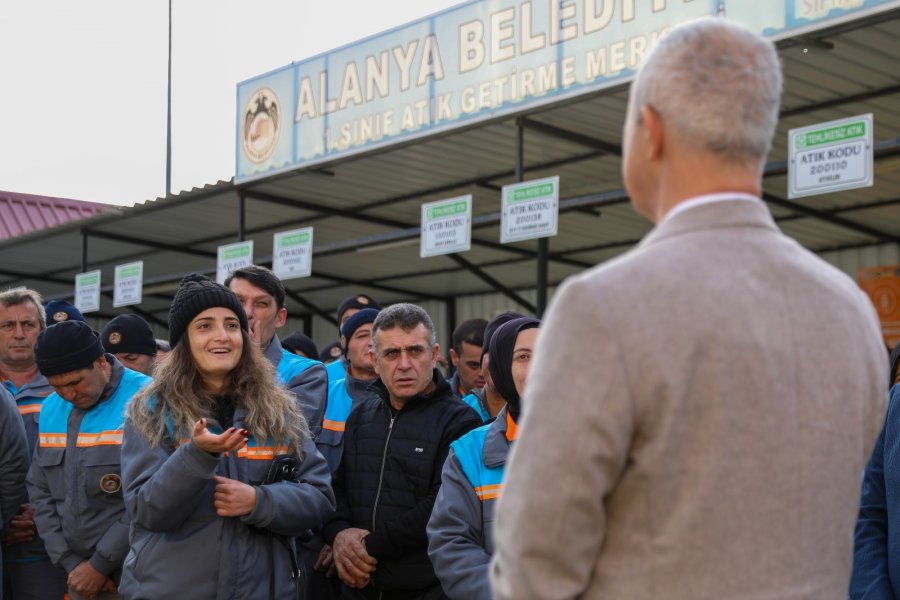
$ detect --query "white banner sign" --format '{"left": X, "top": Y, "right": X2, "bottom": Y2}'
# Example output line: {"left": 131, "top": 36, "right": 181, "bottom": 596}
{"left": 217, "top": 241, "right": 254, "bottom": 284}
{"left": 420, "top": 195, "right": 472, "bottom": 258}
{"left": 501, "top": 176, "right": 559, "bottom": 243}
{"left": 273, "top": 228, "right": 313, "bottom": 280}
{"left": 74, "top": 270, "right": 101, "bottom": 314}
{"left": 789, "top": 113, "right": 873, "bottom": 199}
{"left": 113, "top": 261, "right": 143, "bottom": 308}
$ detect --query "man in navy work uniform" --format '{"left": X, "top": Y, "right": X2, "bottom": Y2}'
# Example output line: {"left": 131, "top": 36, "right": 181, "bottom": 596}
{"left": 226, "top": 265, "right": 328, "bottom": 431}
{"left": 0, "top": 288, "right": 69, "bottom": 600}
{"left": 27, "top": 321, "right": 151, "bottom": 600}
{"left": 446, "top": 319, "right": 487, "bottom": 403}
{"left": 100, "top": 314, "right": 158, "bottom": 376}
{"left": 325, "top": 294, "right": 381, "bottom": 383}
{"left": 323, "top": 303, "right": 481, "bottom": 600}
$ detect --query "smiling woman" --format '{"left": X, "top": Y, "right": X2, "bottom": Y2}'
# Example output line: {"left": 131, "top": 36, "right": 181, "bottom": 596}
{"left": 119, "top": 273, "right": 335, "bottom": 600}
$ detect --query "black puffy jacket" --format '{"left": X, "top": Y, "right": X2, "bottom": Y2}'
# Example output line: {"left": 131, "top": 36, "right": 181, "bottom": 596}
{"left": 323, "top": 369, "right": 481, "bottom": 594}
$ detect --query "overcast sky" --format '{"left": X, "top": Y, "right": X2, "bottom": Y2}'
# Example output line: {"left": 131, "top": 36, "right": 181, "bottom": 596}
{"left": 0, "top": 1, "right": 461, "bottom": 206}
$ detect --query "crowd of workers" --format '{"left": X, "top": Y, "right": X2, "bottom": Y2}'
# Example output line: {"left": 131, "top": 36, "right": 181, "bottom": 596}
{"left": 3, "top": 16, "right": 900, "bottom": 600}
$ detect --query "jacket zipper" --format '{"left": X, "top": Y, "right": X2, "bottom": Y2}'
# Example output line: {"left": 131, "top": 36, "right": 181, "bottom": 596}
{"left": 371, "top": 408, "right": 397, "bottom": 531}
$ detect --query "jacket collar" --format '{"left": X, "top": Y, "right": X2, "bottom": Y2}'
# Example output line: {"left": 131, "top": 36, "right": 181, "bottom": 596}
{"left": 371, "top": 368, "right": 450, "bottom": 412}
{"left": 263, "top": 333, "right": 283, "bottom": 367}
{"left": 483, "top": 405, "right": 511, "bottom": 468}
{"left": 640, "top": 197, "right": 777, "bottom": 250}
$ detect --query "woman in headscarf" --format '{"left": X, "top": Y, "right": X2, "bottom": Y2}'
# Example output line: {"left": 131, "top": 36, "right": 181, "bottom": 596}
{"left": 427, "top": 316, "right": 540, "bottom": 600}
{"left": 119, "top": 274, "right": 334, "bottom": 600}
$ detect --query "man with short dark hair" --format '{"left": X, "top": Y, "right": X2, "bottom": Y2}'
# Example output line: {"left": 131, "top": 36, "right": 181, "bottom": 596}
{"left": 28, "top": 320, "right": 151, "bottom": 600}
{"left": 447, "top": 319, "right": 487, "bottom": 402}
{"left": 100, "top": 314, "right": 157, "bottom": 376}
{"left": 324, "top": 303, "right": 480, "bottom": 600}
{"left": 225, "top": 265, "right": 328, "bottom": 430}
{"left": 0, "top": 288, "right": 69, "bottom": 600}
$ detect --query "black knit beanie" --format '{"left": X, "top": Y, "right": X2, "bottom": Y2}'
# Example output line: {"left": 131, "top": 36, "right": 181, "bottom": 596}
{"left": 282, "top": 331, "right": 319, "bottom": 359}
{"left": 488, "top": 317, "right": 541, "bottom": 422}
{"left": 336, "top": 294, "right": 380, "bottom": 324}
{"left": 101, "top": 314, "right": 157, "bottom": 357}
{"left": 340, "top": 308, "right": 379, "bottom": 357}
{"left": 35, "top": 320, "right": 105, "bottom": 377}
{"left": 168, "top": 273, "right": 248, "bottom": 346}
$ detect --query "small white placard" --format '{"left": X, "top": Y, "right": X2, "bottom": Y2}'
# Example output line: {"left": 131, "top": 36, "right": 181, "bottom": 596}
{"left": 789, "top": 114, "right": 873, "bottom": 199}
{"left": 113, "top": 261, "right": 143, "bottom": 307}
{"left": 501, "top": 176, "right": 560, "bottom": 243}
{"left": 74, "top": 270, "right": 101, "bottom": 314}
{"left": 420, "top": 195, "right": 472, "bottom": 258}
{"left": 273, "top": 228, "right": 313, "bottom": 280}
{"left": 216, "top": 241, "right": 254, "bottom": 284}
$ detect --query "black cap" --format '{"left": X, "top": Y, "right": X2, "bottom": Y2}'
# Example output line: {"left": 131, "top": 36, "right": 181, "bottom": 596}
{"left": 336, "top": 294, "right": 380, "bottom": 324}
{"left": 101, "top": 314, "right": 157, "bottom": 357}
{"left": 282, "top": 331, "right": 318, "bottom": 359}
{"left": 35, "top": 320, "right": 104, "bottom": 377}
{"left": 45, "top": 300, "right": 86, "bottom": 324}
{"left": 319, "top": 341, "right": 343, "bottom": 363}
{"left": 168, "top": 273, "right": 248, "bottom": 346}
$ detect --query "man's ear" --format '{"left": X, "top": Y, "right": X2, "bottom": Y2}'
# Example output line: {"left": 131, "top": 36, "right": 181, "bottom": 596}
{"left": 369, "top": 348, "right": 381, "bottom": 376}
{"left": 448, "top": 347, "right": 459, "bottom": 367}
{"left": 275, "top": 307, "right": 288, "bottom": 328}
{"left": 640, "top": 104, "right": 665, "bottom": 161}
{"left": 433, "top": 344, "right": 442, "bottom": 368}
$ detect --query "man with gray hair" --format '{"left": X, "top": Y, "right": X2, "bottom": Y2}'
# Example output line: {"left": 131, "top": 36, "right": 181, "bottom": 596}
{"left": 0, "top": 289, "right": 68, "bottom": 599}
{"left": 490, "top": 17, "right": 887, "bottom": 599}
{"left": 323, "top": 303, "right": 480, "bottom": 600}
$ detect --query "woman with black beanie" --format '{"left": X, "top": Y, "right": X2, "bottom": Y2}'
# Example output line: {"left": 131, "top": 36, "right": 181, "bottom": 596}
{"left": 118, "top": 274, "right": 335, "bottom": 599}
{"left": 427, "top": 316, "right": 540, "bottom": 600}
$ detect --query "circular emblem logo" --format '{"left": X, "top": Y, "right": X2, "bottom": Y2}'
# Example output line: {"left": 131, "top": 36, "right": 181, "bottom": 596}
{"left": 242, "top": 87, "right": 281, "bottom": 164}
{"left": 53, "top": 311, "right": 68, "bottom": 322}
{"left": 100, "top": 473, "right": 122, "bottom": 494}
{"left": 357, "top": 296, "right": 369, "bottom": 305}
{"left": 108, "top": 332, "right": 122, "bottom": 345}
{"left": 329, "top": 345, "right": 342, "bottom": 359}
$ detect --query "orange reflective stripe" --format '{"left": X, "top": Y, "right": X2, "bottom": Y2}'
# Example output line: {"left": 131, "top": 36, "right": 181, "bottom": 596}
{"left": 237, "top": 445, "right": 290, "bottom": 460}
{"left": 76, "top": 430, "right": 123, "bottom": 447}
{"left": 505, "top": 411, "right": 518, "bottom": 442}
{"left": 322, "top": 419, "right": 346, "bottom": 432}
{"left": 17, "top": 404, "right": 42, "bottom": 415}
{"left": 474, "top": 483, "right": 503, "bottom": 501}
{"left": 39, "top": 434, "right": 67, "bottom": 448}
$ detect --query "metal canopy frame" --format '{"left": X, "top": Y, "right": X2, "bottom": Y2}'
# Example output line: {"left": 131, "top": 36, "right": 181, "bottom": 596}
{"left": 1, "top": 9, "right": 900, "bottom": 339}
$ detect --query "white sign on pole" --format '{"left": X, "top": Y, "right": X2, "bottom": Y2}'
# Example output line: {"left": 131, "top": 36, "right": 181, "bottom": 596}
{"left": 420, "top": 195, "right": 472, "bottom": 258}
{"left": 501, "top": 176, "right": 560, "bottom": 244}
{"left": 217, "top": 241, "right": 254, "bottom": 284}
{"left": 273, "top": 228, "right": 314, "bottom": 280}
{"left": 789, "top": 113, "right": 873, "bottom": 199}
{"left": 74, "top": 270, "right": 101, "bottom": 314}
{"left": 113, "top": 261, "right": 143, "bottom": 307}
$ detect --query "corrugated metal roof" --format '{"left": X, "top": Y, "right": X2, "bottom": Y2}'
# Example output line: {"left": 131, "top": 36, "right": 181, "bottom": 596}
{"left": 0, "top": 190, "right": 114, "bottom": 240}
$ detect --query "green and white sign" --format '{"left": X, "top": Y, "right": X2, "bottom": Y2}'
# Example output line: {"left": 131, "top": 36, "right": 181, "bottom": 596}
{"left": 217, "top": 241, "right": 254, "bottom": 284}
{"left": 501, "top": 176, "right": 559, "bottom": 243}
{"left": 113, "top": 261, "right": 143, "bottom": 308}
{"left": 273, "top": 227, "right": 314, "bottom": 280}
{"left": 420, "top": 195, "right": 472, "bottom": 258}
{"left": 75, "top": 270, "right": 101, "bottom": 314}
{"left": 789, "top": 113, "right": 873, "bottom": 199}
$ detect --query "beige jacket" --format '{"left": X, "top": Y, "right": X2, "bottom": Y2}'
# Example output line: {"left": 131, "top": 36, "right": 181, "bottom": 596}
{"left": 489, "top": 199, "right": 888, "bottom": 600}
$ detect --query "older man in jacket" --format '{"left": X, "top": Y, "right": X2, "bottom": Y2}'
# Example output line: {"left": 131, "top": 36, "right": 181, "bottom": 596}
{"left": 490, "top": 17, "right": 888, "bottom": 600}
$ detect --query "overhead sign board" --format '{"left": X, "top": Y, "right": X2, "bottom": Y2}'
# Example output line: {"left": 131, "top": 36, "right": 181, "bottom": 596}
{"left": 501, "top": 176, "right": 559, "bottom": 243}
{"left": 75, "top": 270, "right": 101, "bottom": 314}
{"left": 420, "top": 195, "right": 472, "bottom": 257}
{"left": 113, "top": 261, "right": 143, "bottom": 307}
{"left": 273, "top": 228, "right": 314, "bottom": 280}
{"left": 236, "top": 0, "right": 898, "bottom": 182}
{"left": 217, "top": 241, "right": 254, "bottom": 284}
{"left": 789, "top": 113, "right": 873, "bottom": 199}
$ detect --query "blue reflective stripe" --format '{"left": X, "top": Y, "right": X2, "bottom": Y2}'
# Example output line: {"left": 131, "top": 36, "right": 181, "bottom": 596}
{"left": 276, "top": 347, "right": 319, "bottom": 384}
{"left": 323, "top": 378, "right": 353, "bottom": 426}
{"left": 39, "top": 369, "right": 151, "bottom": 435}
{"left": 452, "top": 425, "right": 504, "bottom": 492}
{"left": 461, "top": 392, "right": 490, "bottom": 423}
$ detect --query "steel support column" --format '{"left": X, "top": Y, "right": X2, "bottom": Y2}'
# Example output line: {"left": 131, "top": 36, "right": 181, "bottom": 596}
{"left": 238, "top": 192, "right": 246, "bottom": 242}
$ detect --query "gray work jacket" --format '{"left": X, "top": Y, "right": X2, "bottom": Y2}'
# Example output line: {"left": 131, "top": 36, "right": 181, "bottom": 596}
{"left": 119, "top": 403, "right": 335, "bottom": 600}
{"left": 427, "top": 406, "right": 511, "bottom": 600}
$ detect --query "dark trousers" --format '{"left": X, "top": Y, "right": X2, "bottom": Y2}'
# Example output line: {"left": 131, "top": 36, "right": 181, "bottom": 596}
{"left": 3, "top": 558, "right": 68, "bottom": 600}
{"left": 339, "top": 583, "right": 447, "bottom": 600}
